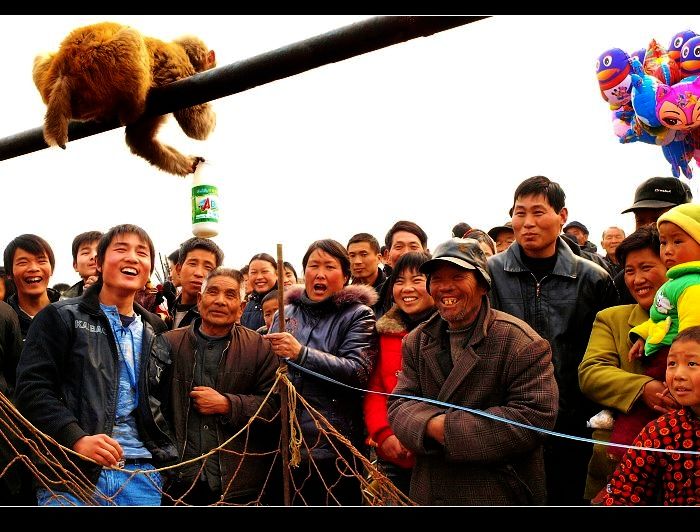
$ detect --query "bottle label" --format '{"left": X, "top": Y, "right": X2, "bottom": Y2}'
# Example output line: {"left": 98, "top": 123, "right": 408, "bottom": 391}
{"left": 192, "top": 185, "right": 219, "bottom": 224}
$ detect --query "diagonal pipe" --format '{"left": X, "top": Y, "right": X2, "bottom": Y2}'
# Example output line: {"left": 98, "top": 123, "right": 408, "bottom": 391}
{"left": 0, "top": 15, "right": 488, "bottom": 161}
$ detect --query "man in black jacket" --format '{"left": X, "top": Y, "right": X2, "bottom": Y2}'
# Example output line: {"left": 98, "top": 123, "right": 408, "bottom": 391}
{"left": 487, "top": 176, "right": 618, "bottom": 505}
{"left": 15, "top": 224, "right": 176, "bottom": 506}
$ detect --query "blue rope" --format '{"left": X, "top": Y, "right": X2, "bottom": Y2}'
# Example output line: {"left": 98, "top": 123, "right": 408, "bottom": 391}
{"left": 284, "top": 358, "right": 700, "bottom": 456}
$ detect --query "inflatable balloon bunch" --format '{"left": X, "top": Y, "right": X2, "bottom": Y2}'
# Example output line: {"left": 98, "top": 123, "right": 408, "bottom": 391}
{"left": 597, "top": 30, "right": 700, "bottom": 178}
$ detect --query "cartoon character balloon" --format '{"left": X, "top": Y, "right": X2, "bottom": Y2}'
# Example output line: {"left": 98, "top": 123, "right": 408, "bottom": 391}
{"left": 597, "top": 32, "right": 700, "bottom": 180}
{"left": 630, "top": 48, "right": 646, "bottom": 64}
{"left": 656, "top": 76, "right": 700, "bottom": 131}
{"left": 644, "top": 39, "right": 681, "bottom": 85}
{"left": 630, "top": 57, "right": 663, "bottom": 128}
{"left": 680, "top": 35, "right": 700, "bottom": 79}
{"left": 668, "top": 29, "right": 698, "bottom": 62}
{"left": 596, "top": 48, "right": 632, "bottom": 109}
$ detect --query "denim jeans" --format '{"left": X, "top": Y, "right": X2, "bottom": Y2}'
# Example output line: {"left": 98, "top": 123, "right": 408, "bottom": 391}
{"left": 36, "top": 462, "right": 162, "bottom": 506}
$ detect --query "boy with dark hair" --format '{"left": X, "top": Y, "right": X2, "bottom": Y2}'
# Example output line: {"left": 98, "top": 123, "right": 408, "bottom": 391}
{"left": 62, "top": 230, "right": 103, "bottom": 299}
{"left": 168, "top": 237, "right": 224, "bottom": 329}
{"left": 15, "top": 224, "right": 177, "bottom": 505}
{"left": 3, "top": 234, "right": 60, "bottom": 338}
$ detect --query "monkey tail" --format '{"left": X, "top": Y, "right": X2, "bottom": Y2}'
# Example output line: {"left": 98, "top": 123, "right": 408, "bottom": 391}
{"left": 43, "top": 75, "right": 72, "bottom": 149}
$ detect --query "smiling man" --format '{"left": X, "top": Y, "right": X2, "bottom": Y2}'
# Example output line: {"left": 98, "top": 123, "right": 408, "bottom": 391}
{"left": 387, "top": 237, "right": 558, "bottom": 505}
{"left": 3, "top": 234, "right": 60, "bottom": 339}
{"left": 487, "top": 175, "right": 619, "bottom": 505}
{"left": 160, "top": 268, "right": 280, "bottom": 505}
{"left": 15, "top": 224, "right": 177, "bottom": 506}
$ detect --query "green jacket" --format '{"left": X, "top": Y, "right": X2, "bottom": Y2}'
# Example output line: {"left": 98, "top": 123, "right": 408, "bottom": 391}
{"left": 629, "top": 261, "right": 700, "bottom": 356}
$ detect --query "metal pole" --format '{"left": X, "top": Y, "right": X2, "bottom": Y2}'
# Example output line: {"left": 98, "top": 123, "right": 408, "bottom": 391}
{"left": 275, "top": 243, "right": 291, "bottom": 506}
{"left": 0, "top": 16, "right": 488, "bottom": 161}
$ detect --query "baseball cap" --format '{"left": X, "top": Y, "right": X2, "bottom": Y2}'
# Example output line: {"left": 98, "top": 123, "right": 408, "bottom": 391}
{"left": 563, "top": 220, "right": 589, "bottom": 234}
{"left": 487, "top": 221, "right": 513, "bottom": 241}
{"left": 420, "top": 237, "right": 491, "bottom": 288}
{"left": 621, "top": 177, "right": 693, "bottom": 213}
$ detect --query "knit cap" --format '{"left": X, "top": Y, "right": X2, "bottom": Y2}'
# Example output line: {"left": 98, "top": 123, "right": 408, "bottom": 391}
{"left": 657, "top": 203, "right": 700, "bottom": 245}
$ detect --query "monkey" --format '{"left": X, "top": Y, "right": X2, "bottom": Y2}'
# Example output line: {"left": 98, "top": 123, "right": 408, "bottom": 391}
{"left": 32, "top": 22, "right": 216, "bottom": 176}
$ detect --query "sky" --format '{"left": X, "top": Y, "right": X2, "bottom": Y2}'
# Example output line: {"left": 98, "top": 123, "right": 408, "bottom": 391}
{"left": 1, "top": 14, "right": 699, "bottom": 286}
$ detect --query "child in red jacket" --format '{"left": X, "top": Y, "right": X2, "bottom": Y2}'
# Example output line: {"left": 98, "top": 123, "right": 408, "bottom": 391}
{"left": 604, "top": 325, "right": 700, "bottom": 505}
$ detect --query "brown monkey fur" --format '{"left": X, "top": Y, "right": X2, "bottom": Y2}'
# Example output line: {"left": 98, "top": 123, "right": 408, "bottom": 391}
{"left": 33, "top": 21, "right": 217, "bottom": 176}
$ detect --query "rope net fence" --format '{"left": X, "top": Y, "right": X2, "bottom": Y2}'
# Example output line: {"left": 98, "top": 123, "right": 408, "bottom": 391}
{"left": 0, "top": 367, "right": 413, "bottom": 506}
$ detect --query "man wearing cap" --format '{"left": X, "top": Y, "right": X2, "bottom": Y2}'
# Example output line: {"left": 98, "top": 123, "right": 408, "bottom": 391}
{"left": 487, "top": 222, "right": 515, "bottom": 254}
{"left": 621, "top": 176, "right": 693, "bottom": 229}
{"left": 615, "top": 176, "right": 693, "bottom": 303}
{"left": 564, "top": 221, "right": 597, "bottom": 253}
{"left": 487, "top": 175, "right": 618, "bottom": 505}
{"left": 387, "top": 237, "right": 558, "bottom": 505}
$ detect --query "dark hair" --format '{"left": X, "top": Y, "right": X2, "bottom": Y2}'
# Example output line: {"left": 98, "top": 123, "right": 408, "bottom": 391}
{"left": 71, "top": 231, "right": 103, "bottom": 262}
{"left": 0, "top": 267, "right": 15, "bottom": 301}
{"left": 614, "top": 225, "right": 660, "bottom": 267}
{"left": 248, "top": 253, "right": 277, "bottom": 270}
{"left": 463, "top": 229, "right": 497, "bottom": 255}
{"left": 673, "top": 325, "right": 700, "bottom": 346}
{"left": 384, "top": 220, "right": 428, "bottom": 250}
{"left": 52, "top": 282, "right": 71, "bottom": 294}
{"left": 261, "top": 289, "right": 279, "bottom": 305}
{"left": 302, "top": 239, "right": 351, "bottom": 282}
{"left": 240, "top": 264, "right": 249, "bottom": 276}
{"left": 347, "top": 233, "right": 380, "bottom": 254}
{"left": 512, "top": 175, "right": 566, "bottom": 214}
{"left": 204, "top": 267, "right": 243, "bottom": 288}
{"left": 179, "top": 237, "right": 224, "bottom": 267}
{"left": 387, "top": 251, "right": 432, "bottom": 295}
{"left": 97, "top": 224, "right": 156, "bottom": 274}
{"left": 283, "top": 261, "right": 298, "bottom": 281}
{"left": 451, "top": 222, "right": 472, "bottom": 238}
{"left": 167, "top": 248, "right": 180, "bottom": 265}
{"left": 4, "top": 234, "right": 55, "bottom": 274}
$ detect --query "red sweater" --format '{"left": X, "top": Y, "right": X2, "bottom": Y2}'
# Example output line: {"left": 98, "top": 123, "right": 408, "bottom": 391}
{"left": 604, "top": 408, "right": 700, "bottom": 505}
{"left": 363, "top": 307, "right": 415, "bottom": 469}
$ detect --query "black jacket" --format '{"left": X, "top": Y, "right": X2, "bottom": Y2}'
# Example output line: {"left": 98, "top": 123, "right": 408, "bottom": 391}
{"left": 240, "top": 285, "right": 277, "bottom": 332}
{"left": 167, "top": 293, "right": 200, "bottom": 330}
{"left": 0, "top": 301, "right": 21, "bottom": 398}
{"left": 487, "top": 238, "right": 619, "bottom": 433}
{"left": 6, "top": 288, "right": 60, "bottom": 339}
{"left": 271, "top": 284, "right": 378, "bottom": 461}
{"left": 15, "top": 284, "right": 177, "bottom": 484}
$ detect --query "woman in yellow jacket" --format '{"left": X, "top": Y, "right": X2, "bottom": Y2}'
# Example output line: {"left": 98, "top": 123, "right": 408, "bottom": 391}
{"left": 578, "top": 226, "right": 678, "bottom": 501}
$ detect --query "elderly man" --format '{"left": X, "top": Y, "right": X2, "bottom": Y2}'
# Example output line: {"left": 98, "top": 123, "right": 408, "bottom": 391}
{"left": 387, "top": 238, "right": 558, "bottom": 505}
{"left": 600, "top": 226, "right": 625, "bottom": 276}
{"left": 159, "top": 267, "right": 280, "bottom": 505}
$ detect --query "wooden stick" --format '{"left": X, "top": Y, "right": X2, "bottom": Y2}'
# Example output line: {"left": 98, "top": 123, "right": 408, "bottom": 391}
{"left": 276, "top": 243, "right": 291, "bottom": 506}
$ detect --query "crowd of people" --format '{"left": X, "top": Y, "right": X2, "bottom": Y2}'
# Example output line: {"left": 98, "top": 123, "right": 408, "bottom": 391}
{"left": 0, "top": 174, "right": 698, "bottom": 506}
